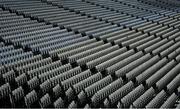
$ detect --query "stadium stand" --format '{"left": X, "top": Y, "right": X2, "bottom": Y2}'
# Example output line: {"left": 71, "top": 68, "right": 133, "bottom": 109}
{"left": 0, "top": 0, "right": 180, "bottom": 108}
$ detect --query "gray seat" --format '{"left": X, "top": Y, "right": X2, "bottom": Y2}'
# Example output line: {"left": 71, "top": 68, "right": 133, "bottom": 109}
{"left": 146, "top": 90, "right": 167, "bottom": 108}
{"left": 53, "top": 97, "right": 64, "bottom": 108}
{"left": 104, "top": 81, "right": 134, "bottom": 107}
{"left": 120, "top": 84, "right": 145, "bottom": 108}
{"left": 39, "top": 93, "right": 52, "bottom": 108}
{"left": 11, "top": 86, "right": 25, "bottom": 107}
{"left": 160, "top": 93, "right": 178, "bottom": 108}
{"left": 24, "top": 90, "right": 39, "bottom": 108}
{"left": 132, "top": 87, "right": 155, "bottom": 108}
{"left": 78, "top": 75, "right": 113, "bottom": 105}
{"left": 91, "top": 78, "right": 123, "bottom": 107}
{"left": 66, "top": 72, "right": 103, "bottom": 103}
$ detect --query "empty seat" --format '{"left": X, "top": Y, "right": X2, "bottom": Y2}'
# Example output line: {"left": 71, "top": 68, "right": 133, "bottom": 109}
{"left": 0, "top": 83, "right": 11, "bottom": 98}
{"left": 2, "top": 70, "right": 16, "bottom": 83}
{"left": 61, "top": 69, "right": 92, "bottom": 91}
{"left": 58, "top": 41, "right": 104, "bottom": 61}
{"left": 68, "top": 43, "right": 112, "bottom": 63}
{"left": 107, "top": 51, "right": 144, "bottom": 75}
{"left": 162, "top": 28, "right": 179, "bottom": 39}
{"left": 68, "top": 101, "right": 78, "bottom": 108}
{"left": 113, "top": 31, "right": 143, "bottom": 45}
{"left": 1, "top": 51, "right": 33, "bottom": 65}
{"left": 6, "top": 54, "right": 42, "bottom": 70}
{"left": 27, "top": 76, "right": 39, "bottom": 91}
{"left": 1, "top": 0, "right": 180, "bottom": 108}
{"left": 88, "top": 25, "right": 121, "bottom": 37}
{"left": 136, "top": 58, "right": 168, "bottom": 84}
{"left": 104, "top": 81, "right": 134, "bottom": 107}
{"left": 131, "top": 21, "right": 151, "bottom": 29}
{"left": 120, "top": 33, "right": 148, "bottom": 47}
{"left": 175, "top": 36, "right": 180, "bottom": 42}
{"left": 52, "top": 84, "right": 62, "bottom": 99}
{"left": 66, "top": 72, "right": 103, "bottom": 103}
{"left": 160, "top": 93, "right": 178, "bottom": 108}
{"left": 120, "top": 84, "right": 145, "bottom": 108}
{"left": 53, "top": 97, "right": 64, "bottom": 108}
{"left": 115, "top": 53, "right": 151, "bottom": 78}
{"left": 156, "top": 63, "right": 180, "bottom": 91}
{"left": 0, "top": 82, "right": 11, "bottom": 107}
{"left": 39, "top": 93, "right": 52, "bottom": 108}
{"left": 92, "top": 26, "right": 123, "bottom": 38}
{"left": 50, "top": 66, "right": 82, "bottom": 88}
{"left": 146, "top": 90, "right": 167, "bottom": 108}
{"left": 24, "top": 90, "right": 39, "bottom": 108}
{"left": 49, "top": 39, "right": 97, "bottom": 58}
{"left": 152, "top": 40, "right": 174, "bottom": 55}
{"left": 144, "top": 38, "right": 168, "bottom": 54}
{"left": 77, "top": 45, "right": 119, "bottom": 66}
{"left": 16, "top": 57, "right": 52, "bottom": 74}
{"left": 38, "top": 63, "right": 72, "bottom": 83}
{"left": 175, "top": 53, "right": 180, "bottom": 62}
{"left": 132, "top": 87, "right": 155, "bottom": 108}
{"left": 126, "top": 55, "right": 159, "bottom": 81}
{"left": 91, "top": 78, "right": 124, "bottom": 107}
{"left": 86, "top": 47, "right": 127, "bottom": 69}
{"left": 0, "top": 45, "right": 14, "bottom": 53}
{"left": 149, "top": 26, "right": 168, "bottom": 36}
{"left": 128, "top": 35, "right": 155, "bottom": 50}
{"left": 39, "top": 36, "right": 89, "bottom": 54}
{"left": 0, "top": 48, "right": 24, "bottom": 59}
{"left": 156, "top": 27, "right": 173, "bottom": 37}
{"left": 11, "top": 86, "right": 25, "bottom": 107}
{"left": 28, "top": 60, "right": 63, "bottom": 80}
{"left": 77, "top": 22, "right": 112, "bottom": 34}
{"left": 0, "top": 66, "right": 7, "bottom": 76}
{"left": 39, "top": 79, "right": 52, "bottom": 95}
{"left": 15, "top": 73, "right": 27, "bottom": 87}
{"left": 143, "top": 24, "right": 163, "bottom": 34}
{"left": 84, "top": 103, "right": 91, "bottom": 108}
{"left": 166, "top": 73, "right": 180, "bottom": 94}
{"left": 78, "top": 75, "right": 113, "bottom": 105}
{"left": 160, "top": 41, "right": 180, "bottom": 58}
{"left": 168, "top": 47, "right": 180, "bottom": 60}
{"left": 96, "top": 49, "right": 135, "bottom": 72}
{"left": 169, "top": 31, "right": 180, "bottom": 40}
{"left": 137, "top": 23, "right": 158, "bottom": 31}
{"left": 145, "top": 60, "right": 176, "bottom": 87}
{"left": 108, "top": 29, "right": 135, "bottom": 43}
{"left": 136, "top": 37, "right": 161, "bottom": 51}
